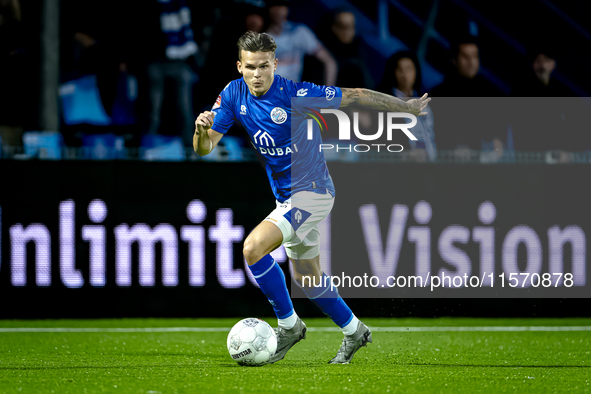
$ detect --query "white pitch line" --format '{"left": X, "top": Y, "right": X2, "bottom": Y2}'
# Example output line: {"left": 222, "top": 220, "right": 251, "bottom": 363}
{"left": 0, "top": 328, "right": 229, "bottom": 333}
{"left": 0, "top": 326, "right": 590, "bottom": 333}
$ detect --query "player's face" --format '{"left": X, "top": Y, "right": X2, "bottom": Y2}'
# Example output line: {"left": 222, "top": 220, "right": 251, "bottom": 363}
{"left": 237, "top": 50, "right": 278, "bottom": 96}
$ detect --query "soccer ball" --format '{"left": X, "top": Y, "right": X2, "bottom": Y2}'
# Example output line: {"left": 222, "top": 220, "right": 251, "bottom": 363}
{"left": 227, "top": 318, "right": 277, "bottom": 366}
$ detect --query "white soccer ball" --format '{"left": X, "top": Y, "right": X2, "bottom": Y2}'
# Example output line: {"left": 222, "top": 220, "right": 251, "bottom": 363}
{"left": 227, "top": 318, "right": 277, "bottom": 366}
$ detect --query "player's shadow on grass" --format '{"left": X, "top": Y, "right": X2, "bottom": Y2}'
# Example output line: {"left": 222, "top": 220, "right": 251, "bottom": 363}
{"left": 219, "top": 364, "right": 251, "bottom": 368}
{"left": 218, "top": 361, "right": 308, "bottom": 368}
{"left": 406, "top": 363, "right": 590, "bottom": 368}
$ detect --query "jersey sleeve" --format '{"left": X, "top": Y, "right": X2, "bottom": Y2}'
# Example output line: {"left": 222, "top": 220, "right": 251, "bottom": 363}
{"left": 210, "top": 82, "right": 235, "bottom": 134}
{"left": 293, "top": 81, "right": 342, "bottom": 111}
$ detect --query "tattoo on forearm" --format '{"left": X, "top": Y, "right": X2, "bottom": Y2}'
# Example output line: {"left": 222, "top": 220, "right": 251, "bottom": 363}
{"left": 341, "top": 88, "right": 409, "bottom": 112}
{"left": 340, "top": 88, "right": 362, "bottom": 106}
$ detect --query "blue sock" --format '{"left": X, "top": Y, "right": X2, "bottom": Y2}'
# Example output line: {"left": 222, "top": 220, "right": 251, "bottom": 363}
{"left": 302, "top": 273, "right": 353, "bottom": 328}
{"left": 248, "top": 255, "right": 294, "bottom": 319}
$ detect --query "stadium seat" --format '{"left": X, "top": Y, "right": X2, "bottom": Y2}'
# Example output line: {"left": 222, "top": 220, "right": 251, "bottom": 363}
{"left": 60, "top": 75, "right": 112, "bottom": 126}
{"left": 81, "top": 133, "right": 127, "bottom": 160}
{"left": 22, "top": 131, "right": 64, "bottom": 159}
{"left": 141, "top": 135, "right": 186, "bottom": 161}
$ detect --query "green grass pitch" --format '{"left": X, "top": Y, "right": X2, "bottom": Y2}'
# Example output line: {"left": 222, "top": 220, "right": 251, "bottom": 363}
{"left": 0, "top": 318, "right": 590, "bottom": 393}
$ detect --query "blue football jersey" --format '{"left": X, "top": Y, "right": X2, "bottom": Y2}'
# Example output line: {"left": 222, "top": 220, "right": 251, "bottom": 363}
{"left": 211, "top": 75, "right": 342, "bottom": 202}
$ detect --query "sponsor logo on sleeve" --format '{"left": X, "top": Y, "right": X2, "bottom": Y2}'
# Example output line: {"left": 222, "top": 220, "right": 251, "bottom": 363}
{"left": 297, "top": 88, "right": 308, "bottom": 97}
{"left": 325, "top": 87, "right": 336, "bottom": 101}
{"left": 212, "top": 95, "right": 222, "bottom": 110}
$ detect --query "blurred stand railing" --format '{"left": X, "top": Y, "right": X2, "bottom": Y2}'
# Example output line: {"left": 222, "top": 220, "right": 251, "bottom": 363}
{"left": 2, "top": 144, "right": 590, "bottom": 164}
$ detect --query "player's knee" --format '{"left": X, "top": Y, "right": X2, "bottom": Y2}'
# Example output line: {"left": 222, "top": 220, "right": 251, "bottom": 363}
{"left": 243, "top": 238, "right": 261, "bottom": 266}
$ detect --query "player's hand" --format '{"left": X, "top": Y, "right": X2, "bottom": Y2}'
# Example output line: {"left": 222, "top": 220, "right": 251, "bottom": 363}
{"left": 195, "top": 111, "right": 215, "bottom": 135}
{"left": 407, "top": 93, "right": 431, "bottom": 117}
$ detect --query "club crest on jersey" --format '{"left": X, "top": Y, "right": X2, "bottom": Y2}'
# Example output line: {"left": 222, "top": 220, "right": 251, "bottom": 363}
{"left": 283, "top": 207, "right": 312, "bottom": 231}
{"left": 325, "top": 87, "right": 336, "bottom": 101}
{"left": 271, "top": 107, "right": 287, "bottom": 124}
{"left": 212, "top": 95, "right": 221, "bottom": 110}
{"left": 240, "top": 105, "right": 247, "bottom": 115}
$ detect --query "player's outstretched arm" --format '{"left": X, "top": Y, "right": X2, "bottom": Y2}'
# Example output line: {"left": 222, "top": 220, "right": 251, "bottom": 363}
{"left": 340, "top": 88, "right": 431, "bottom": 116}
{"left": 194, "top": 111, "right": 224, "bottom": 156}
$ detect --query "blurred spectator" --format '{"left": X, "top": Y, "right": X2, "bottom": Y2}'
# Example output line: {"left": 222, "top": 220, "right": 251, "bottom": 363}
{"left": 147, "top": 0, "right": 198, "bottom": 146}
{"left": 377, "top": 51, "right": 435, "bottom": 162}
{"left": 60, "top": 0, "right": 121, "bottom": 116}
{"left": 0, "top": 0, "right": 27, "bottom": 146}
{"left": 430, "top": 37, "right": 505, "bottom": 157}
{"left": 199, "top": 0, "right": 268, "bottom": 110}
{"left": 511, "top": 46, "right": 573, "bottom": 97}
{"left": 266, "top": 0, "right": 337, "bottom": 85}
{"left": 430, "top": 37, "right": 503, "bottom": 97}
{"left": 316, "top": 8, "right": 371, "bottom": 88}
{"left": 59, "top": 0, "right": 135, "bottom": 150}
{"left": 124, "top": 0, "right": 199, "bottom": 147}
{"left": 510, "top": 44, "right": 584, "bottom": 160}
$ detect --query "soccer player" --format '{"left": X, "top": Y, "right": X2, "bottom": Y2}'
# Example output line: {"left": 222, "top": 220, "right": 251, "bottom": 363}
{"left": 194, "top": 31, "right": 430, "bottom": 364}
